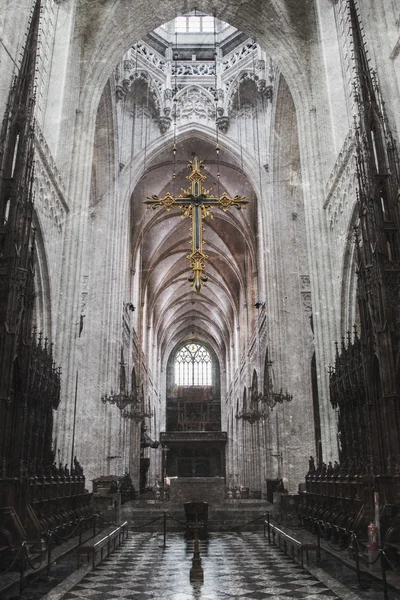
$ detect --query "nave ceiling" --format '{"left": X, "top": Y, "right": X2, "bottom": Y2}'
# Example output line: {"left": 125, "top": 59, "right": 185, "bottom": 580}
{"left": 89, "top": 12, "right": 281, "bottom": 370}
{"left": 130, "top": 135, "right": 258, "bottom": 364}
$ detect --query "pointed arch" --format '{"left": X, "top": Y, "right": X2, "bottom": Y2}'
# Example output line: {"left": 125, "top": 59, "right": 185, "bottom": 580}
{"left": 251, "top": 368, "right": 258, "bottom": 401}
{"left": 174, "top": 342, "right": 212, "bottom": 386}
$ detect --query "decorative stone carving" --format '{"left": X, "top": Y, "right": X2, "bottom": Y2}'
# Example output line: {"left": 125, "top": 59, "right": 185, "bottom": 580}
{"left": 175, "top": 88, "right": 216, "bottom": 121}
{"left": 324, "top": 128, "right": 357, "bottom": 235}
{"left": 226, "top": 70, "right": 274, "bottom": 111}
{"left": 326, "top": 167, "right": 357, "bottom": 232}
{"left": 325, "top": 129, "right": 356, "bottom": 202}
{"left": 324, "top": 133, "right": 357, "bottom": 235}
{"left": 151, "top": 78, "right": 164, "bottom": 99}
{"left": 257, "top": 80, "right": 273, "bottom": 100}
{"left": 80, "top": 275, "right": 89, "bottom": 314}
{"left": 116, "top": 40, "right": 275, "bottom": 144}
{"left": 34, "top": 124, "right": 66, "bottom": 198}
{"left": 204, "top": 86, "right": 216, "bottom": 96}
{"left": 235, "top": 104, "right": 256, "bottom": 119}
{"left": 172, "top": 62, "right": 216, "bottom": 76}
{"left": 301, "top": 292, "right": 312, "bottom": 312}
{"left": 300, "top": 275, "right": 312, "bottom": 312}
{"left": 33, "top": 138, "right": 68, "bottom": 235}
{"left": 34, "top": 176, "right": 63, "bottom": 233}
{"left": 123, "top": 59, "right": 134, "bottom": 72}
{"left": 116, "top": 82, "right": 130, "bottom": 101}
{"left": 115, "top": 67, "right": 163, "bottom": 114}
{"left": 216, "top": 116, "right": 229, "bottom": 133}
{"left": 158, "top": 115, "right": 172, "bottom": 133}
{"left": 300, "top": 275, "right": 310, "bottom": 290}
{"left": 132, "top": 42, "right": 166, "bottom": 72}
{"left": 221, "top": 42, "right": 257, "bottom": 72}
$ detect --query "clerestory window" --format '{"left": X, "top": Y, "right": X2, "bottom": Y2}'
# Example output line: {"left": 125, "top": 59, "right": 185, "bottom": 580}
{"left": 174, "top": 16, "right": 215, "bottom": 33}
{"left": 175, "top": 343, "right": 212, "bottom": 385}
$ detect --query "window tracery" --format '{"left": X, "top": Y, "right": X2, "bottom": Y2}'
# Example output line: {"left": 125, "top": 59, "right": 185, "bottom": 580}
{"left": 174, "top": 343, "right": 212, "bottom": 386}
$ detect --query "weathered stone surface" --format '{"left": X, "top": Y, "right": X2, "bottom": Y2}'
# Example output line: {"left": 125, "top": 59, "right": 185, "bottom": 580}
{"left": 0, "top": 0, "right": 398, "bottom": 498}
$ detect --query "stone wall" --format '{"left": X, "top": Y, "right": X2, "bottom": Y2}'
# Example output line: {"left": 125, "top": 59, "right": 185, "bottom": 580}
{"left": 33, "top": 124, "right": 69, "bottom": 338}
{"left": 1, "top": 0, "right": 400, "bottom": 492}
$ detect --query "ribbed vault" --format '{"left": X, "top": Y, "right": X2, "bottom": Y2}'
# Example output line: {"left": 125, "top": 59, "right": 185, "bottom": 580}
{"left": 131, "top": 135, "right": 258, "bottom": 368}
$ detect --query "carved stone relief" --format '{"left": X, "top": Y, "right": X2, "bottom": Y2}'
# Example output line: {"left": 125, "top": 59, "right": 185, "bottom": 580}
{"left": 172, "top": 62, "right": 216, "bottom": 76}
{"left": 174, "top": 88, "right": 216, "bottom": 121}
{"left": 300, "top": 275, "right": 310, "bottom": 290}
{"left": 221, "top": 42, "right": 257, "bottom": 72}
{"left": 81, "top": 275, "right": 89, "bottom": 314}
{"left": 132, "top": 42, "right": 166, "bottom": 72}
{"left": 300, "top": 275, "right": 312, "bottom": 312}
{"left": 33, "top": 155, "right": 67, "bottom": 235}
{"left": 301, "top": 292, "right": 312, "bottom": 313}
{"left": 115, "top": 39, "right": 275, "bottom": 136}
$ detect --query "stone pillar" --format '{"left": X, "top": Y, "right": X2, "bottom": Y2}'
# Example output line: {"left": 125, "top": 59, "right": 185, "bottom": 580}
{"left": 129, "top": 421, "right": 141, "bottom": 493}
{"left": 53, "top": 105, "right": 96, "bottom": 467}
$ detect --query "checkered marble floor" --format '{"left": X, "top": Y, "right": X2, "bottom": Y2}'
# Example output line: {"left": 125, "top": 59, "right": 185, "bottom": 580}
{"left": 61, "top": 532, "right": 342, "bottom": 600}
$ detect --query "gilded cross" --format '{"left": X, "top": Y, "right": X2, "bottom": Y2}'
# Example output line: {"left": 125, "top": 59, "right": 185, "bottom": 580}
{"left": 145, "top": 154, "right": 248, "bottom": 293}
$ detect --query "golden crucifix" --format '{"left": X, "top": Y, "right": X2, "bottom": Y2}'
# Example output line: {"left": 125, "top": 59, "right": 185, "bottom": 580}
{"left": 145, "top": 154, "right": 248, "bottom": 294}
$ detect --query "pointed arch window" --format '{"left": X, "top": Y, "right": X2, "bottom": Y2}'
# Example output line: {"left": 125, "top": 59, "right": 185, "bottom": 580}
{"left": 174, "top": 343, "right": 212, "bottom": 386}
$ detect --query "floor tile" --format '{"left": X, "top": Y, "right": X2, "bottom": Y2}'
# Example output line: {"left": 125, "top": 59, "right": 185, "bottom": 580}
{"left": 59, "top": 532, "right": 344, "bottom": 599}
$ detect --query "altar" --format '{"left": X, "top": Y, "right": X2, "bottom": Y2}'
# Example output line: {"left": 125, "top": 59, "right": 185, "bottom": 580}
{"left": 160, "top": 431, "right": 227, "bottom": 478}
{"left": 169, "top": 476, "right": 225, "bottom": 504}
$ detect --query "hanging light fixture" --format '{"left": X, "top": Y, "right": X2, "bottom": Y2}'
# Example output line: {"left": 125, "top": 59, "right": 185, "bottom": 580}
{"left": 235, "top": 381, "right": 293, "bottom": 422}
{"left": 260, "top": 388, "right": 293, "bottom": 408}
{"left": 258, "top": 359, "right": 293, "bottom": 408}
{"left": 101, "top": 349, "right": 152, "bottom": 421}
{"left": 235, "top": 403, "right": 268, "bottom": 424}
{"left": 121, "top": 404, "right": 153, "bottom": 422}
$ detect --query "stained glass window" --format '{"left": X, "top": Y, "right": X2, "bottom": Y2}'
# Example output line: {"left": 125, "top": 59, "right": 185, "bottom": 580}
{"left": 175, "top": 343, "right": 212, "bottom": 385}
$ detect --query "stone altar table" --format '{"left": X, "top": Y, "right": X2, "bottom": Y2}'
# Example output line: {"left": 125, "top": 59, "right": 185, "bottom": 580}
{"left": 169, "top": 477, "right": 225, "bottom": 503}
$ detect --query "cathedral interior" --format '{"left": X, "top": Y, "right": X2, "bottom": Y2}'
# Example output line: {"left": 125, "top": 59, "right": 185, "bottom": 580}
{"left": 2, "top": 0, "right": 400, "bottom": 598}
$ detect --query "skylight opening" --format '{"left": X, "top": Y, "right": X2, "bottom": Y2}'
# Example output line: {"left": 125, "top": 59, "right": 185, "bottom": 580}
{"left": 174, "top": 15, "right": 215, "bottom": 34}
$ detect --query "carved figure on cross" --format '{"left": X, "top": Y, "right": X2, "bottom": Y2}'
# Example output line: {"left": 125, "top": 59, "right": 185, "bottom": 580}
{"left": 144, "top": 154, "right": 248, "bottom": 293}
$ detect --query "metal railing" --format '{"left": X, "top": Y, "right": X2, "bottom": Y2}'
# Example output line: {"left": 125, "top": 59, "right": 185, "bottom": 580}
{"left": 263, "top": 512, "right": 321, "bottom": 567}
{"left": 0, "top": 512, "right": 128, "bottom": 598}
{"left": 6, "top": 509, "right": 400, "bottom": 600}
{"left": 288, "top": 513, "right": 400, "bottom": 600}
{"left": 130, "top": 511, "right": 268, "bottom": 548}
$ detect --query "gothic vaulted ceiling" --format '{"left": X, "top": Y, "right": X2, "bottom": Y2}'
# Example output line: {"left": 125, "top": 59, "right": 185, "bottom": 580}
{"left": 90, "top": 3, "right": 314, "bottom": 368}
{"left": 131, "top": 136, "right": 258, "bottom": 363}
